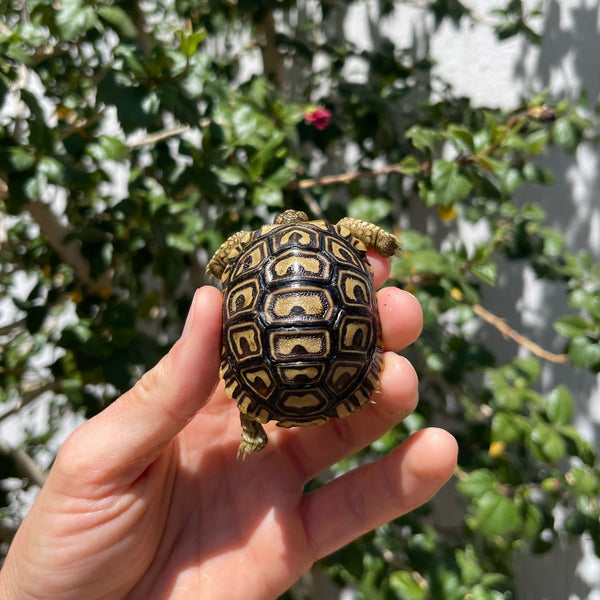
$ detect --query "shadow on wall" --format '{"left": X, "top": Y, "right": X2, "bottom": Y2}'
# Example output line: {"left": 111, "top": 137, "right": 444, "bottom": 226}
{"left": 504, "top": 2, "right": 600, "bottom": 599}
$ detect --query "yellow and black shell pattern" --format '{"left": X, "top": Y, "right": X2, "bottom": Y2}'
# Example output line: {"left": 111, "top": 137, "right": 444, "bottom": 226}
{"left": 219, "top": 220, "right": 383, "bottom": 428}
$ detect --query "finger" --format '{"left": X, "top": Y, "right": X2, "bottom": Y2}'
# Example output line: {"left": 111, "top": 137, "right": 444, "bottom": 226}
{"left": 57, "top": 286, "right": 223, "bottom": 485}
{"left": 301, "top": 428, "right": 458, "bottom": 560}
{"left": 367, "top": 250, "right": 392, "bottom": 290}
{"left": 280, "top": 353, "right": 419, "bottom": 479}
{"left": 378, "top": 287, "right": 423, "bottom": 352}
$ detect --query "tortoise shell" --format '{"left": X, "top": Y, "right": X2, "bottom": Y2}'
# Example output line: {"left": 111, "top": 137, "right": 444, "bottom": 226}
{"left": 218, "top": 219, "right": 383, "bottom": 429}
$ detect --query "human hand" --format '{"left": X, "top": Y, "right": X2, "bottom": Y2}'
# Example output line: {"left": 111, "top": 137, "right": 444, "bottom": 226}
{"left": 0, "top": 255, "right": 457, "bottom": 600}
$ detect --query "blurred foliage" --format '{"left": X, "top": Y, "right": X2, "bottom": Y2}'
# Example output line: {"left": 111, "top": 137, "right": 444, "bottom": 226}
{"left": 1, "top": 0, "right": 599, "bottom": 597}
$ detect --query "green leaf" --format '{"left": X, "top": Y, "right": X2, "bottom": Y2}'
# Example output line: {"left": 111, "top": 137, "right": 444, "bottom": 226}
{"left": 399, "top": 249, "right": 452, "bottom": 276}
{"left": 447, "top": 125, "right": 475, "bottom": 152}
{"left": 176, "top": 29, "right": 207, "bottom": 57}
{"left": 473, "top": 490, "right": 521, "bottom": 536}
{"left": 55, "top": 0, "right": 100, "bottom": 41}
{"left": 472, "top": 262, "right": 498, "bottom": 285}
{"left": 87, "top": 136, "right": 129, "bottom": 161}
{"left": 3, "top": 147, "right": 36, "bottom": 171}
{"left": 567, "top": 466, "right": 599, "bottom": 496}
{"left": 114, "top": 45, "right": 148, "bottom": 79}
{"left": 389, "top": 571, "right": 426, "bottom": 600}
{"left": 397, "top": 155, "right": 422, "bottom": 175}
{"left": 430, "top": 160, "right": 472, "bottom": 206}
{"left": 521, "top": 502, "right": 543, "bottom": 539}
{"left": 456, "top": 545, "right": 483, "bottom": 586}
{"left": 406, "top": 125, "right": 440, "bottom": 153}
{"left": 348, "top": 197, "right": 392, "bottom": 223}
{"left": 553, "top": 314, "right": 590, "bottom": 338}
{"left": 553, "top": 118, "right": 578, "bottom": 152}
{"left": 530, "top": 421, "right": 566, "bottom": 462}
{"left": 491, "top": 411, "right": 523, "bottom": 444}
{"left": 546, "top": 385, "right": 573, "bottom": 425}
{"left": 457, "top": 469, "right": 498, "bottom": 498}
{"left": 252, "top": 185, "right": 283, "bottom": 207}
{"left": 571, "top": 289, "right": 600, "bottom": 320}
{"left": 568, "top": 335, "right": 600, "bottom": 370}
{"left": 97, "top": 5, "right": 138, "bottom": 38}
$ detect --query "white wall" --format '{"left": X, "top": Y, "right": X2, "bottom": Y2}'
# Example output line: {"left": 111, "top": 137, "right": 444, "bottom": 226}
{"left": 409, "top": 1, "right": 600, "bottom": 598}
{"left": 342, "top": 1, "right": 599, "bottom": 597}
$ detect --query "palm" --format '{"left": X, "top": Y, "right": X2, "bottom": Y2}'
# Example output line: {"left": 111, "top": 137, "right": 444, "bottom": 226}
{"left": 128, "top": 388, "right": 314, "bottom": 599}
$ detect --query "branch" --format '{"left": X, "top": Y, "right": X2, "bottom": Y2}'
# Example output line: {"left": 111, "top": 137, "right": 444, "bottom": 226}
{"left": 58, "top": 108, "right": 106, "bottom": 142}
{"left": 0, "top": 380, "right": 60, "bottom": 425}
{"left": 24, "top": 201, "right": 110, "bottom": 293}
{"left": 127, "top": 124, "right": 191, "bottom": 148}
{"left": 472, "top": 304, "right": 568, "bottom": 364}
{"left": 255, "top": 9, "right": 284, "bottom": 89}
{"left": 286, "top": 164, "right": 403, "bottom": 190}
{"left": 0, "top": 438, "right": 47, "bottom": 487}
{"left": 0, "top": 318, "right": 27, "bottom": 337}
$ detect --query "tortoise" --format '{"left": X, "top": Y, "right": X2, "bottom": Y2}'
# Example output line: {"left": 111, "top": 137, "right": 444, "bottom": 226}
{"left": 207, "top": 210, "right": 400, "bottom": 458}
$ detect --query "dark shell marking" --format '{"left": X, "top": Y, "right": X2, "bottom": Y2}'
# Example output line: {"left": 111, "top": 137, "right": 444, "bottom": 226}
{"left": 219, "top": 220, "right": 383, "bottom": 428}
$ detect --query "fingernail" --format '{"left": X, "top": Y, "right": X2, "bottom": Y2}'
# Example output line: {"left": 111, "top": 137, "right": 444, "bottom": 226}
{"left": 181, "top": 289, "right": 199, "bottom": 341}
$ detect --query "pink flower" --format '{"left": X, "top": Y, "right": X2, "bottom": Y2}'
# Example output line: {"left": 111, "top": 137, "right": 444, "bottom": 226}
{"left": 304, "top": 108, "right": 332, "bottom": 130}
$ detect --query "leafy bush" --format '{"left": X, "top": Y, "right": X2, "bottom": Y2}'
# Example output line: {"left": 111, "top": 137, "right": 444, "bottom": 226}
{"left": 1, "top": 1, "right": 598, "bottom": 597}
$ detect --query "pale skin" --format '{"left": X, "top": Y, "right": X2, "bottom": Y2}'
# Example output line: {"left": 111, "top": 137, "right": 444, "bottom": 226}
{"left": 0, "top": 253, "right": 458, "bottom": 600}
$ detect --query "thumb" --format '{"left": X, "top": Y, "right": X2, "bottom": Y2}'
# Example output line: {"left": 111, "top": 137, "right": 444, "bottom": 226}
{"left": 56, "top": 286, "right": 223, "bottom": 486}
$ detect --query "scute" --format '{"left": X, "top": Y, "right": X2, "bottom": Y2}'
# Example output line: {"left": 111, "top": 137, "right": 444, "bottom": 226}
{"left": 219, "top": 220, "right": 383, "bottom": 429}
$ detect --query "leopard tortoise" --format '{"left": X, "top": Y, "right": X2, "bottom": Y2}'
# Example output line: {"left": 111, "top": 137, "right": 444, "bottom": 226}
{"left": 207, "top": 210, "right": 400, "bottom": 458}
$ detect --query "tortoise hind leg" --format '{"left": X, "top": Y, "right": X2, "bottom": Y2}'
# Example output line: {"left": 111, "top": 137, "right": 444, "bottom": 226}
{"left": 336, "top": 217, "right": 400, "bottom": 258}
{"left": 237, "top": 413, "right": 268, "bottom": 459}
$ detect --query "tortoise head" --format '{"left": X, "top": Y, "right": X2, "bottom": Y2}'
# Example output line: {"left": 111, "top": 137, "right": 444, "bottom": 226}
{"left": 273, "top": 210, "right": 309, "bottom": 225}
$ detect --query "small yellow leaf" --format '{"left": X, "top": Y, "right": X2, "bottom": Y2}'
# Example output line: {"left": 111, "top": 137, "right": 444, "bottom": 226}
{"left": 69, "top": 289, "right": 83, "bottom": 305}
{"left": 438, "top": 205, "right": 457, "bottom": 222}
{"left": 450, "top": 287, "right": 464, "bottom": 301}
{"left": 488, "top": 441, "right": 506, "bottom": 458}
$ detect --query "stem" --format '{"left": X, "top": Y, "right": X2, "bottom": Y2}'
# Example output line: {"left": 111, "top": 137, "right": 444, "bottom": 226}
{"left": 287, "top": 164, "right": 404, "bottom": 190}
{"left": 0, "top": 438, "right": 47, "bottom": 487}
{"left": 24, "top": 201, "right": 111, "bottom": 294}
{"left": 0, "top": 380, "right": 60, "bottom": 425}
{"left": 128, "top": 124, "right": 190, "bottom": 148}
{"left": 255, "top": 9, "right": 284, "bottom": 89}
{"left": 472, "top": 304, "right": 568, "bottom": 364}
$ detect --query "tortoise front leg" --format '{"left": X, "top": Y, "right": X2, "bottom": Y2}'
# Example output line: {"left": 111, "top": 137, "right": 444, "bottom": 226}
{"left": 336, "top": 217, "right": 400, "bottom": 258}
{"left": 237, "top": 413, "right": 268, "bottom": 459}
{"left": 206, "top": 231, "right": 251, "bottom": 280}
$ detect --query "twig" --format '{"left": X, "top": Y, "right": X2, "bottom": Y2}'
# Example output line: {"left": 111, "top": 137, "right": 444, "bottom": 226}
{"left": 255, "top": 8, "right": 284, "bottom": 89}
{"left": 300, "top": 190, "right": 325, "bottom": 219}
{"left": 25, "top": 201, "right": 91, "bottom": 284}
{"left": 0, "top": 318, "right": 27, "bottom": 337}
{"left": 286, "top": 164, "right": 403, "bottom": 190}
{"left": 0, "top": 438, "right": 47, "bottom": 487}
{"left": 58, "top": 109, "right": 106, "bottom": 141}
{"left": 472, "top": 304, "right": 568, "bottom": 364}
{"left": 24, "top": 201, "right": 111, "bottom": 294}
{"left": 0, "top": 380, "right": 60, "bottom": 425}
{"left": 128, "top": 124, "right": 191, "bottom": 148}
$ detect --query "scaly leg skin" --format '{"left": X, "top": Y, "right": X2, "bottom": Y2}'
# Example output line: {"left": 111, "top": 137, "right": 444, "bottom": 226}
{"left": 336, "top": 217, "right": 400, "bottom": 258}
{"left": 206, "top": 230, "right": 251, "bottom": 280}
{"left": 237, "top": 413, "right": 268, "bottom": 459}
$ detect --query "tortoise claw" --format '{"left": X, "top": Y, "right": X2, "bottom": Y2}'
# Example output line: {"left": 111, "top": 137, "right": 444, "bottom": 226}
{"left": 237, "top": 415, "right": 268, "bottom": 459}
